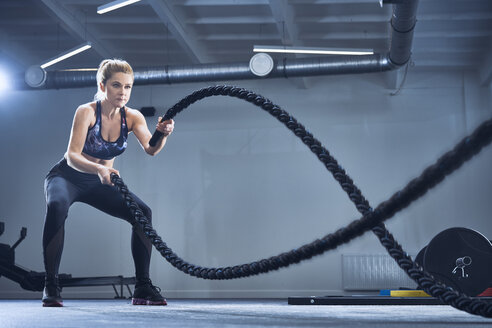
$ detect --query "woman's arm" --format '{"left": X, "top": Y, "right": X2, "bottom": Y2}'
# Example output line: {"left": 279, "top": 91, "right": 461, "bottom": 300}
{"left": 65, "top": 104, "right": 119, "bottom": 184}
{"left": 128, "top": 109, "right": 174, "bottom": 156}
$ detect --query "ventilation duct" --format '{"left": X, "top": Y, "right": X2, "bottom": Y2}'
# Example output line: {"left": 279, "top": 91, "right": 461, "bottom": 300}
{"left": 25, "top": 0, "right": 418, "bottom": 90}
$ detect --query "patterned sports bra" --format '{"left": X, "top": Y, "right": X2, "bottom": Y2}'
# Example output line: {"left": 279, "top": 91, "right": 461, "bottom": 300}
{"left": 82, "top": 101, "right": 128, "bottom": 160}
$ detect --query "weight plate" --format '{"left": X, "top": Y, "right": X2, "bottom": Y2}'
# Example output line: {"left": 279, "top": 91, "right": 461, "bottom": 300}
{"left": 423, "top": 227, "right": 492, "bottom": 296}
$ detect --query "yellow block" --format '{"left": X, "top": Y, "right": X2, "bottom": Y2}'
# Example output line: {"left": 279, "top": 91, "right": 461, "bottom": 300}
{"left": 390, "top": 290, "right": 430, "bottom": 297}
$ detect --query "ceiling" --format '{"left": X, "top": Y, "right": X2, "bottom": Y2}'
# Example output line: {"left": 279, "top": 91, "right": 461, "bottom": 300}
{"left": 1, "top": 0, "right": 492, "bottom": 86}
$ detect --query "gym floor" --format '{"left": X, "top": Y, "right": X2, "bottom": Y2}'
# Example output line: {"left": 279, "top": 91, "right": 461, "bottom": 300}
{"left": 0, "top": 299, "right": 490, "bottom": 328}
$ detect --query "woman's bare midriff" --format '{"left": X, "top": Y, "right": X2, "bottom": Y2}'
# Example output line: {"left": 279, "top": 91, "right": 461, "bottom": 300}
{"left": 64, "top": 152, "right": 115, "bottom": 172}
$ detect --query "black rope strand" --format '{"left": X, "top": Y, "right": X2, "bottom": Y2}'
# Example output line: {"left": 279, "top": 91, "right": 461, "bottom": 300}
{"left": 111, "top": 86, "right": 492, "bottom": 317}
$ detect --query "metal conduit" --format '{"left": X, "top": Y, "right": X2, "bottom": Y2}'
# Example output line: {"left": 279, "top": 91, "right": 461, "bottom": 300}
{"left": 27, "top": 0, "right": 418, "bottom": 89}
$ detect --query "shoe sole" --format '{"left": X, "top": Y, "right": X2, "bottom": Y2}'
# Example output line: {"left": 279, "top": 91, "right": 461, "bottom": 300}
{"left": 132, "top": 298, "right": 167, "bottom": 306}
{"left": 42, "top": 301, "right": 63, "bottom": 307}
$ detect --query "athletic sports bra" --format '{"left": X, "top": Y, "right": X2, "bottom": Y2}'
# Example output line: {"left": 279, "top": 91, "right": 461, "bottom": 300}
{"left": 82, "top": 101, "right": 128, "bottom": 160}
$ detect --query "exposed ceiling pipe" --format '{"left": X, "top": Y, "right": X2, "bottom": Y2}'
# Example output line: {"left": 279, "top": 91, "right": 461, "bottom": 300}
{"left": 36, "top": 54, "right": 391, "bottom": 90}
{"left": 24, "top": 0, "right": 418, "bottom": 90}
{"left": 387, "top": 0, "right": 419, "bottom": 67}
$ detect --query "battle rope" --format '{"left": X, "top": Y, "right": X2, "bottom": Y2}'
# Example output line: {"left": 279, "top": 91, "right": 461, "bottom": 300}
{"left": 111, "top": 86, "right": 492, "bottom": 317}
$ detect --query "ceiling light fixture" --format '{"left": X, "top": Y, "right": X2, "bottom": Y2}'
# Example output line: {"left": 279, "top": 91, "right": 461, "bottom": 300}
{"left": 97, "top": 0, "right": 142, "bottom": 14}
{"left": 60, "top": 68, "right": 98, "bottom": 72}
{"left": 253, "top": 45, "right": 374, "bottom": 56}
{"left": 40, "top": 42, "right": 92, "bottom": 69}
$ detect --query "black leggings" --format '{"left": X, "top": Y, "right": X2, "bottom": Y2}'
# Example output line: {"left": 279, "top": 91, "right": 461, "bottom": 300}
{"left": 43, "top": 158, "right": 152, "bottom": 281}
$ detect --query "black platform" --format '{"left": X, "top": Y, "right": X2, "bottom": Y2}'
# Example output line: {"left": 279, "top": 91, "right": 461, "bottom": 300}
{"left": 288, "top": 296, "right": 492, "bottom": 305}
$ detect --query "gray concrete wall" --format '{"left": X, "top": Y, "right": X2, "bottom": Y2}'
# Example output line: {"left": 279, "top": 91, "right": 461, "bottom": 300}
{"left": 0, "top": 69, "right": 491, "bottom": 299}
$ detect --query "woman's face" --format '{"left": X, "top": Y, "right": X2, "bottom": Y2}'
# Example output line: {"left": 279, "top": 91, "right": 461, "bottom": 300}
{"left": 100, "top": 72, "right": 133, "bottom": 108}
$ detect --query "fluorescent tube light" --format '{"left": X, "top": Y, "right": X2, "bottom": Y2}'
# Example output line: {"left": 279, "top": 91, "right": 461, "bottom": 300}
{"left": 253, "top": 45, "right": 374, "bottom": 56}
{"left": 40, "top": 43, "right": 92, "bottom": 69}
{"left": 60, "top": 68, "right": 98, "bottom": 72}
{"left": 97, "top": 0, "right": 142, "bottom": 14}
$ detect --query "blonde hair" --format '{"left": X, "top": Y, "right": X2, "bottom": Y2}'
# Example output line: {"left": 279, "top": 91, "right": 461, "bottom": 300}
{"left": 94, "top": 59, "right": 134, "bottom": 101}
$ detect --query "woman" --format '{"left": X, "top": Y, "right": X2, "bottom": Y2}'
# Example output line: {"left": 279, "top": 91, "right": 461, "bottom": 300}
{"left": 42, "top": 59, "right": 174, "bottom": 307}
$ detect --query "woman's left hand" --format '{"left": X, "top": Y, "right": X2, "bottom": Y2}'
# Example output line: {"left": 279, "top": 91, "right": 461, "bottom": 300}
{"left": 156, "top": 118, "right": 174, "bottom": 137}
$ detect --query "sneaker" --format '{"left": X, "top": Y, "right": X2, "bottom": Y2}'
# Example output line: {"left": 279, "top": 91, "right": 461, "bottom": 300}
{"left": 42, "top": 283, "right": 63, "bottom": 307}
{"left": 132, "top": 279, "right": 167, "bottom": 306}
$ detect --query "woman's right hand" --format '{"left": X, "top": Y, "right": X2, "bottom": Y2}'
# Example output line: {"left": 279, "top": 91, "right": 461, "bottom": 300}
{"left": 97, "top": 165, "right": 120, "bottom": 185}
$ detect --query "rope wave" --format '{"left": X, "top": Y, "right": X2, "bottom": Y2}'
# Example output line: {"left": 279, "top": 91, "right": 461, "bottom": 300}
{"left": 111, "top": 85, "right": 492, "bottom": 318}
